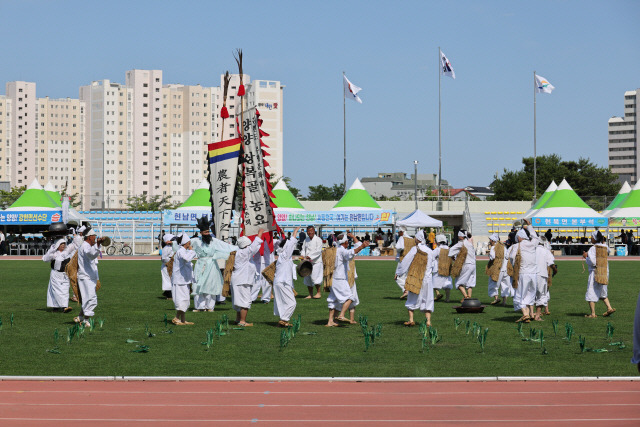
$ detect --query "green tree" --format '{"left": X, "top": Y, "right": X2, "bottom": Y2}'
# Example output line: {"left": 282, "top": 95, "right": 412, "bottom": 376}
{"left": 0, "top": 185, "right": 26, "bottom": 209}
{"left": 307, "top": 183, "right": 345, "bottom": 201}
{"left": 490, "top": 154, "right": 620, "bottom": 209}
{"left": 125, "top": 194, "right": 180, "bottom": 211}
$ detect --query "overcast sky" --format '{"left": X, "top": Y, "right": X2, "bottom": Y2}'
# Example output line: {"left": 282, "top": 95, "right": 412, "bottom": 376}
{"left": 1, "top": 0, "right": 638, "bottom": 195}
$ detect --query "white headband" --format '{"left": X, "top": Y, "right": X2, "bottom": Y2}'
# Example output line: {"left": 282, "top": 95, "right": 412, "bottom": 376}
{"left": 489, "top": 234, "right": 499, "bottom": 242}
{"left": 516, "top": 229, "right": 528, "bottom": 241}
{"left": 415, "top": 230, "right": 426, "bottom": 243}
{"left": 237, "top": 236, "right": 251, "bottom": 249}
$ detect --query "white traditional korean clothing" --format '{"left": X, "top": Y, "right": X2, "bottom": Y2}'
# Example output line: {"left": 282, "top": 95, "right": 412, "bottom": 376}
{"left": 431, "top": 244, "right": 453, "bottom": 290}
{"left": 192, "top": 237, "right": 238, "bottom": 310}
{"left": 250, "top": 244, "right": 273, "bottom": 303}
{"left": 230, "top": 237, "right": 262, "bottom": 311}
{"left": 394, "top": 236, "right": 406, "bottom": 290}
{"left": 273, "top": 236, "right": 298, "bottom": 321}
{"left": 77, "top": 241, "right": 101, "bottom": 317}
{"left": 397, "top": 244, "right": 434, "bottom": 312}
{"left": 632, "top": 290, "right": 640, "bottom": 366}
{"left": 535, "top": 245, "right": 554, "bottom": 306}
{"left": 160, "top": 245, "right": 174, "bottom": 292}
{"left": 172, "top": 245, "right": 196, "bottom": 312}
{"left": 497, "top": 245, "right": 515, "bottom": 298}
{"left": 42, "top": 241, "right": 74, "bottom": 308}
{"left": 585, "top": 243, "right": 609, "bottom": 302}
{"left": 509, "top": 228, "right": 539, "bottom": 311}
{"left": 449, "top": 239, "right": 476, "bottom": 288}
{"left": 327, "top": 245, "right": 356, "bottom": 308}
{"left": 302, "top": 235, "right": 324, "bottom": 287}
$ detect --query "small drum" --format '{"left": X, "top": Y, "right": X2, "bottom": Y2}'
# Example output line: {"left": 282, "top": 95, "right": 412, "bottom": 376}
{"left": 296, "top": 260, "right": 313, "bottom": 277}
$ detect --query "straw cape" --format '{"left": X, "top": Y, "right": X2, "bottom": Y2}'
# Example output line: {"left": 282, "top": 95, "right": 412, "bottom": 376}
{"left": 595, "top": 246, "right": 608, "bottom": 285}
{"left": 511, "top": 247, "right": 522, "bottom": 289}
{"left": 405, "top": 249, "right": 429, "bottom": 294}
{"left": 347, "top": 259, "right": 356, "bottom": 288}
{"left": 438, "top": 248, "right": 451, "bottom": 276}
{"left": 400, "top": 236, "right": 416, "bottom": 261}
{"left": 331, "top": 178, "right": 382, "bottom": 211}
{"left": 450, "top": 245, "right": 467, "bottom": 278}
{"left": 322, "top": 247, "right": 337, "bottom": 290}
{"left": 222, "top": 251, "right": 236, "bottom": 297}
{"left": 486, "top": 242, "right": 504, "bottom": 282}
{"left": 261, "top": 261, "right": 277, "bottom": 285}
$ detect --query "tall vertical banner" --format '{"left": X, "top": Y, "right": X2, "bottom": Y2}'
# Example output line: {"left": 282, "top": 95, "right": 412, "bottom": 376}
{"left": 207, "top": 137, "right": 241, "bottom": 241}
{"left": 241, "top": 107, "right": 278, "bottom": 236}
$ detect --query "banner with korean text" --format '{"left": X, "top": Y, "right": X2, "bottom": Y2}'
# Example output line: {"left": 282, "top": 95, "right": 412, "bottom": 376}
{"left": 207, "top": 137, "right": 241, "bottom": 241}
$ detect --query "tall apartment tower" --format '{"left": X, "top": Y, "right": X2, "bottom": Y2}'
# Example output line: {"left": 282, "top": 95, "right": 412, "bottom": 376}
{"left": 608, "top": 89, "right": 640, "bottom": 184}
{"left": 162, "top": 84, "right": 213, "bottom": 203}
{"left": 0, "top": 96, "right": 12, "bottom": 182}
{"left": 125, "top": 70, "right": 163, "bottom": 197}
{"left": 79, "top": 80, "right": 133, "bottom": 210}
{"left": 36, "top": 97, "right": 86, "bottom": 198}
{"left": 212, "top": 74, "right": 284, "bottom": 181}
{"left": 5, "top": 82, "right": 37, "bottom": 187}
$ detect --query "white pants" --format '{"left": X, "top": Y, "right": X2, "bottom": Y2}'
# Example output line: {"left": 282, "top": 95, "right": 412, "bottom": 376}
{"left": 327, "top": 278, "right": 352, "bottom": 309}
{"left": 161, "top": 265, "right": 172, "bottom": 291}
{"left": 395, "top": 273, "right": 407, "bottom": 291}
{"left": 273, "top": 281, "right": 296, "bottom": 321}
{"left": 78, "top": 277, "right": 98, "bottom": 317}
{"left": 535, "top": 276, "right": 549, "bottom": 307}
{"left": 47, "top": 270, "right": 69, "bottom": 308}
{"left": 172, "top": 283, "right": 191, "bottom": 312}
{"left": 585, "top": 271, "right": 608, "bottom": 302}
{"left": 432, "top": 273, "right": 452, "bottom": 290}
{"left": 513, "top": 273, "right": 536, "bottom": 311}
{"left": 193, "top": 293, "right": 215, "bottom": 310}
{"left": 488, "top": 278, "right": 499, "bottom": 298}
{"left": 233, "top": 283, "right": 253, "bottom": 311}
{"left": 497, "top": 270, "right": 515, "bottom": 298}
{"left": 304, "top": 262, "right": 323, "bottom": 287}
{"left": 251, "top": 276, "right": 272, "bottom": 302}
{"left": 456, "top": 264, "right": 476, "bottom": 288}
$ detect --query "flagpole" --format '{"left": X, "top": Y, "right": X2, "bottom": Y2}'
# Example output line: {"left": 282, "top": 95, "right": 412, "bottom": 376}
{"left": 533, "top": 70, "right": 537, "bottom": 203}
{"left": 438, "top": 47, "right": 442, "bottom": 210}
{"left": 343, "top": 71, "right": 347, "bottom": 195}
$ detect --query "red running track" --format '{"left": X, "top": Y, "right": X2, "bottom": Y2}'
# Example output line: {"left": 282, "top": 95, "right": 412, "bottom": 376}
{"left": 0, "top": 380, "right": 639, "bottom": 426}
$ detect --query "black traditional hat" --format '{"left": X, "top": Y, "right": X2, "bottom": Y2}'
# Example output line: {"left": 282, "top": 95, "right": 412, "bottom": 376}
{"left": 196, "top": 216, "right": 212, "bottom": 232}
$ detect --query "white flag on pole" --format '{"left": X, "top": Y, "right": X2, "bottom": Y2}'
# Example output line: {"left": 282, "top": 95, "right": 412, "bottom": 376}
{"left": 440, "top": 50, "right": 455, "bottom": 79}
{"left": 343, "top": 75, "right": 362, "bottom": 103}
{"left": 535, "top": 74, "right": 555, "bottom": 94}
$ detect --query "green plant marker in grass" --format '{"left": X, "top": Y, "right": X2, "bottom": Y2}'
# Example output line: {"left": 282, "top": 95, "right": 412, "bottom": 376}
{"left": 542, "top": 347, "right": 548, "bottom": 355}
{"left": 564, "top": 323, "right": 574, "bottom": 341}
{"left": 46, "top": 347, "right": 61, "bottom": 354}
{"left": 53, "top": 328, "right": 59, "bottom": 345}
{"left": 579, "top": 336, "right": 586, "bottom": 353}
{"left": 67, "top": 327, "right": 73, "bottom": 344}
{"left": 145, "top": 324, "right": 155, "bottom": 338}
{"left": 539, "top": 330, "right": 544, "bottom": 348}
{"left": 97, "top": 318, "right": 104, "bottom": 328}
{"left": 552, "top": 320, "right": 559, "bottom": 336}
{"left": 10, "top": 313, "right": 14, "bottom": 327}
{"left": 163, "top": 313, "right": 168, "bottom": 328}
{"left": 131, "top": 344, "right": 149, "bottom": 353}
{"left": 202, "top": 329, "right": 214, "bottom": 351}
{"left": 126, "top": 339, "right": 139, "bottom": 343}
{"left": 465, "top": 319, "right": 471, "bottom": 334}
{"left": 606, "top": 322, "right": 614, "bottom": 340}
{"left": 453, "top": 317, "right": 461, "bottom": 330}
{"left": 516, "top": 322, "right": 523, "bottom": 337}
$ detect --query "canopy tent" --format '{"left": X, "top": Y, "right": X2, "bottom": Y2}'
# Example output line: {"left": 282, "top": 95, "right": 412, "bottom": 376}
{"left": 607, "top": 180, "right": 640, "bottom": 227}
{"left": 396, "top": 209, "right": 443, "bottom": 228}
{"left": 524, "top": 181, "right": 556, "bottom": 219}
{"left": 176, "top": 179, "right": 212, "bottom": 211}
{"left": 44, "top": 181, "right": 63, "bottom": 207}
{"left": 272, "top": 179, "right": 305, "bottom": 211}
{"left": 6, "top": 179, "right": 60, "bottom": 211}
{"left": 604, "top": 181, "right": 631, "bottom": 216}
{"left": 332, "top": 178, "right": 382, "bottom": 211}
{"left": 530, "top": 179, "right": 608, "bottom": 228}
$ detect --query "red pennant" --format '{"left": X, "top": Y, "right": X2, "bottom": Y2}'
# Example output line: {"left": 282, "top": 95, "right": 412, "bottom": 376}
{"left": 237, "top": 84, "right": 245, "bottom": 96}
{"left": 220, "top": 106, "right": 229, "bottom": 119}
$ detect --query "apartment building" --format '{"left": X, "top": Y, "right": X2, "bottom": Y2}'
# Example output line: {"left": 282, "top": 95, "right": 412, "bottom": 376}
{"left": 6, "top": 82, "right": 37, "bottom": 187}
{"left": 0, "top": 96, "right": 11, "bottom": 182}
{"left": 608, "top": 89, "right": 639, "bottom": 184}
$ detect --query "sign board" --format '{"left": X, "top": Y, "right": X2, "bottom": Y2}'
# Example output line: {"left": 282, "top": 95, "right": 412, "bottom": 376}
{"left": 0, "top": 210, "right": 62, "bottom": 225}
{"left": 274, "top": 210, "right": 394, "bottom": 227}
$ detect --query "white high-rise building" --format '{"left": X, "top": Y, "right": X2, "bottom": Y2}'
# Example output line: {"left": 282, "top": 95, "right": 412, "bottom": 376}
{"left": 608, "top": 89, "right": 639, "bottom": 184}
{"left": 79, "top": 80, "right": 133, "bottom": 210}
{"left": 6, "top": 82, "right": 37, "bottom": 187}
{"left": 36, "top": 97, "right": 86, "bottom": 198}
{"left": 0, "top": 96, "right": 12, "bottom": 182}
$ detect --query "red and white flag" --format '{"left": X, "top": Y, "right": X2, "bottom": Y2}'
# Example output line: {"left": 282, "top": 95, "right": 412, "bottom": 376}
{"left": 343, "top": 75, "right": 362, "bottom": 103}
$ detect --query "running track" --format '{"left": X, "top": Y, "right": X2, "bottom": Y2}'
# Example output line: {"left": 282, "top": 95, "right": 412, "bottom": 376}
{"left": 0, "top": 379, "right": 639, "bottom": 425}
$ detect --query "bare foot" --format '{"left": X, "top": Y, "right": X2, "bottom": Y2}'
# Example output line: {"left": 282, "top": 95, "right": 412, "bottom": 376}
{"left": 326, "top": 322, "right": 338, "bottom": 327}
{"left": 336, "top": 316, "right": 350, "bottom": 323}
{"left": 349, "top": 320, "right": 358, "bottom": 324}
{"left": 238, "top": 322, "right": 253, "bottom": 327}
{"left": 304, "top": 295, "right": 312, "bottom": 299}
{"left": 585, "top": 314, "right": 597, "bottom": 318}
{"left": 313, "top": 294, "right": 322, "bottom": 299}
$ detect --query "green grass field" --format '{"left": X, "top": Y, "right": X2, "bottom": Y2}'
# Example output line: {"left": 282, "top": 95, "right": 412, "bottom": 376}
{"left": 0, "top": 259, "right": 637, "bottom": 377}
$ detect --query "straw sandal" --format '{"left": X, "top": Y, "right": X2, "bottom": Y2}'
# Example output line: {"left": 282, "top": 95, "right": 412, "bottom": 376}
{"left": 585, "top": 314, "right": 597, "bottom": 318}
{"left": 63, "top": 307, "right": 73, "bottom": 313}
{"left": 603, "top": 308, "right": 616, "bottom": 317}
{"left": 192, "top": 309, "right": 200, "bottom": 313}
{"left": 237, "top": 322, "right": 253, "bottom": 327}
{"left": 490, "top": 299, "right": 501, "bottom": 305}
{"left": 73, "top": 316, "right": 84, "bottom": 323}
{"left": 171, "top": 317, "right": 181, "bottom": 325}
{"left": 403, "top": 321, "right": 416, "bottom": 327}
{"left": 278, "top": 320, "right": 292, "bottom": 327}
{"left": 336, "top": 316, "right": 350, "bottom": 323}
{"left": 434, "top": 294, "right": 444, "bottom": 301}
{"left": 515, "top": 315, "right": 530, "bottom": 323}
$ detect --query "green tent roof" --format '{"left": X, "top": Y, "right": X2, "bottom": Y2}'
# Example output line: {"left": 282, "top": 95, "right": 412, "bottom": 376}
{"left": 604, "top": 181, "right": 630, "bottom": 212}
{"left": 44, "top": 181, "right": 63, "bottom": 207}
{"left": 332, "top": 178, "right": 381, "bottom": 211}
{"left": 532, "top": 179, "right": 604, "bottom": 219}
{"left": 272, "top": 179, "right": 305, "bottom": 210}
{"left": 614, "top": 180, "right": 640, "bottom": 210}
{"left": 177, "top": 179, "right": 212, "bottom": 209}
{"left": 533, "top": 181, "right": 557, "bottom": 210}
{"left": 8, "top": 179, "right": 60, "bottom": 210}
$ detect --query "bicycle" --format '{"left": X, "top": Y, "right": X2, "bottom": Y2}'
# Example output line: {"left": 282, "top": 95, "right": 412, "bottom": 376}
{"left": 105, "top": 241, "right": 132, "bottom": 256}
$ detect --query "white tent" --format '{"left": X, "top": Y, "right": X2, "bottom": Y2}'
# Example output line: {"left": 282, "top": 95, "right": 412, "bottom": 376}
{"left": 396, "top": 209, "right": 443, "bottom": 228}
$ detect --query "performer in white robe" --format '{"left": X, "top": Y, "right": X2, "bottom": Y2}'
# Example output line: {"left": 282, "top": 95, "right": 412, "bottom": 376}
{"left": 396, "top": 230, "right": 434, "bottom": 326}
{"left": 230, "top": 229, "right": 265, "bottom": 326}
{"left": 583, "top": 230, "right": 615, "bottom": 318}
{"left": 497, "top": 242, "right": 515, "bottom": 306}
{"left": 347, "top": 239, "right": 365, "bottom": 324}
{"left": 160, "top": 233, "right": 175, "bottom": 299}
{"left": 533, "top": 237, "right": 555, "bottom": 321}
{"left": 487, "top": 234, "right": 502, "bottom": 305}
{"left": 449, "top": 230, "right": 476, "bottom": 300}
{"left": 74, "top": 229, "right": 103, "bottom": 327}
{"left": 171, "top": 234, "right": 197, "bottom": 325}
{"left": 394, "top": 229, "right": 408, "bottom": 298}
{"left": 508, "top": 222, "right": 539, "bottom": 323}
{"left": 301, "top": 225, "right": 324, "bottom": 299}
{"left": 273, "top": 227, "right": 300, "bottom": 326}
{"left": 42, "top": 238, "right": 74, "bottom": 312}
{"left": 431, "top": 235, "right": 453, "bottom": 302}
{"left": 250, "top": 238, "right": 274, "bottom": 304}
{"left": 192, "top": 220, "right": 238, "bottom": 312}
{"left": 326, "top": 232, "right": 369, "bottom": 327}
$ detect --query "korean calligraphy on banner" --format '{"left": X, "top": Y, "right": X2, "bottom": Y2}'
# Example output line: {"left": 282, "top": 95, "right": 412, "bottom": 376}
{"left": 207, "top": 137, "right": 242, "bottom": 241}
{"left": 241, "top": 107, "right": 277, "bottom": 236}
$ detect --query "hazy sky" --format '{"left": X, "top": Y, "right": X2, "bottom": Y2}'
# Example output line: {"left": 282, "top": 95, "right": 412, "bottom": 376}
{"left": 1, "top": 1, "right": 638, "bottom": 196}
